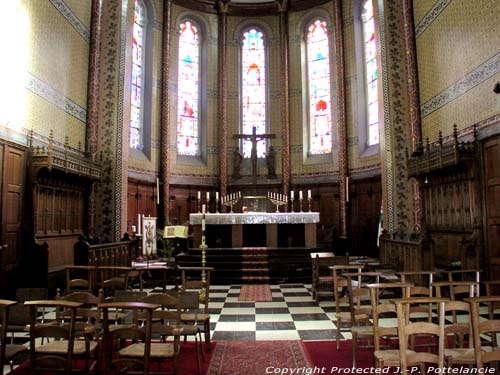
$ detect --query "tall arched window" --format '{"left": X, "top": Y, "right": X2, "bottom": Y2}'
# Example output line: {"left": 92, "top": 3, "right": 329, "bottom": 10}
{"left": 362, "top": 0, "right": 379, "bottom": 146}
{"left": 177, "top": 20, "right": 200, "bottom": 156}
{"left": 129, "top": 0, "right": 146, "bottom": 150}
{"left": 306, "top": 19, "right": 332, "bottom": 155}
{"left": 241, "top": 28, "right": 267, "bottom": 158}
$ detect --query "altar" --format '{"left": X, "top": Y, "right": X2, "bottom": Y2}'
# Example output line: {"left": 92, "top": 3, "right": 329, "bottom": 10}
{"left": 189, "top": 212, "right": 320, "bottom": 248}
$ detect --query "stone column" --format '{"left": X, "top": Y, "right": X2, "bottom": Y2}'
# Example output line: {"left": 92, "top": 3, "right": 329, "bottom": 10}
{"left": 160, "top": 0, "right": 172, "bottom": 223}
{"left": 86, "top": 0, "right": 102, "bottom": 236}
{"left": 333, "top": 0, "right": 348, "bottom": 238}
{"left": 218, "top": 1, "right": 229, "bottom": 200}
{"left": 403, "top": 0, "right": 423, "bottom": 156}
{"left": 278, "top": 0, "right": 291, "bottom": 202}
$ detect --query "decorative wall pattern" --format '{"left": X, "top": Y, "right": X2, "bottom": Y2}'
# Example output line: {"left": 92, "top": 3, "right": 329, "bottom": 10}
{"left": 26, "top": 72, "right": 87, "bottom": 123}
{"left": 48, "top": 0, "right": 91, "bottom": 42}
{"left": 421, "top": 52, "right": 500, "bottom": 118}
{"left": 414, "top": 0, "right": 451, "bottom": 38}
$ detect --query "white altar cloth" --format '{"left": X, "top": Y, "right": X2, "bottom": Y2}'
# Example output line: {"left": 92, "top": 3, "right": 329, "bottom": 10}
{"left": 189, "top": 212, "right": 320, "bottom": 225}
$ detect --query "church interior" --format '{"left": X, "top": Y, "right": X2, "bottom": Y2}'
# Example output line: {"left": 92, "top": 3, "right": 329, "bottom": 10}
{"left": 1, "top": 0, "right": 500, "bottom": 373}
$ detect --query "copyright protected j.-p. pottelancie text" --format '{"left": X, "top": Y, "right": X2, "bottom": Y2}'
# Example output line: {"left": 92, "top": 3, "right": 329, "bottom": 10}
{"left": 265, "top": 367, "right": 496, "bottom": 374}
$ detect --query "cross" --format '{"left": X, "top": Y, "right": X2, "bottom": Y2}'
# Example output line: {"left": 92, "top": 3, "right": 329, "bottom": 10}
{"left": 233, "top": 126, "right": 275, "bottom": 184}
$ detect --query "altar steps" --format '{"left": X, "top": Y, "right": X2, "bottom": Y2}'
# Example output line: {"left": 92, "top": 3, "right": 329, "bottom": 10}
{"left": 176, "top": 247, "right": 316, "bottom": 284}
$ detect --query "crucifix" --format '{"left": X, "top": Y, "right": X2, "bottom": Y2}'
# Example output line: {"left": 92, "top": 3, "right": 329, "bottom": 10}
{"left": 233, "top": 126, "right": 276, "bottom": 184}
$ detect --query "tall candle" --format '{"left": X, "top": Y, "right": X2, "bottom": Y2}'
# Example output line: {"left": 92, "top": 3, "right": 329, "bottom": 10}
{"left": 202, "top": 218, "right": 206, "bottom": 231}
{"left": 291, "top": 191, "right": 294, "bottom": 199}
{"left": 197, "top": 191, "right": 201, "bottom": 200}
{"left": 216, "top": 192, "right": 219, "bottom": 200}
{"left": 308, "top": 189, "right": 311, "bottom": 199}
{"left": 137, "top": 214, "right": 141, "bottom": 235}
{"left": 202, "top": 204, "right": 206, "bottom": 214}
{"left": 346, "top": 177, "right": 349, "bottom": 202}
{"left": 206, "top": 192, "right": 210, "bottom": 201}
{"left": 299, "top": 190, "right": 303, "bottom": 200}
{"left": 156, "top": 178, "right": 160, "bottom": 204}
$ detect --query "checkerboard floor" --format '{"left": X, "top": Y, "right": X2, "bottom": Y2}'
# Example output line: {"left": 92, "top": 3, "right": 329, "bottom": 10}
{"left": 192, "top": 283, "right": 343, "bottom": 342}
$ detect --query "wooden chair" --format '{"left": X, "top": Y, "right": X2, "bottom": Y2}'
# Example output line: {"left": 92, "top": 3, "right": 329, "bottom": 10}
{"left": 397, "top": 270, "right": 435, "bottom": 288}
{"left": 0, "top": 299, "right": 28, "bottom": 374}
{"left": 447, "top": 269, "right": 481, "bottom": 297}
{"left": 171, "top": 291, "right": 205, "bottom": 374}
{"left": 310, "top": 253, "right": 347, "bottom": 302}
{"left": 468, "top": 296, "right": 500, "bottom": 369}
{"left": 395, "top": 297, "right": 447, "bottom": 373}
{"left": 179, "top": 266, "right": 213, "bottom": 351}
{"left": 443, "top": 300, "right": 476, "bottom": 367}
{"left": 367, "top": 282, "right": 413, "bottom": 369}
{"left": 6, "top": 288, "right": 48, "bottom": 343}
{"left": 482, "top": 280, "right": 500, "bottom": 347}
{"left": 98, "top": 266, "right": 135, "bottom": 296}
{"left": 65, "top": 266, "right": 97, "bottom": 293}
{"left": 99, "top": 302, "right": 158, "bottom": 375}
{"left": 330, "top": 264, "right": 365, "bottom": 350}
{"left": 432, "top": 281, "right": 478, "bottom": 300}
{"left": 25, "top": 299, "right": 93, "bottom": 374}
{"left": 344, "top": 273, "right": 375, "bottom": 367}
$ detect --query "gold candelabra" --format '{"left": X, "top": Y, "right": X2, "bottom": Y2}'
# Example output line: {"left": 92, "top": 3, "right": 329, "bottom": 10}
{"left": 267, "top": 192, "right": 287, "bottom": 213}
{"left": 221, "top": 192, "right": 241, "bottom": 213}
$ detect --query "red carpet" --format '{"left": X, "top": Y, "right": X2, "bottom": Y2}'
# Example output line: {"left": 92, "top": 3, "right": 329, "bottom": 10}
{"left": 303, "top": 340, "right": 375, "bottom": 372}
{"left": 238, "top": 284, "right": 273, "bottom": 301}
{"left": 11, "top": 342, "right": 215, "bottom": 374}
{"left": 207, "top": 340, "right": 310, "bottom": 375}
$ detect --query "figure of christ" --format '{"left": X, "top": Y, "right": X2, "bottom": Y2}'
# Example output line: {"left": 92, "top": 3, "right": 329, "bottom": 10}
{"left": 233, "top": 126, "right": 275, "bottom": 184}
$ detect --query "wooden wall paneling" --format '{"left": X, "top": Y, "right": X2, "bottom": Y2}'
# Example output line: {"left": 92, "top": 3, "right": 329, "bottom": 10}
{"left": 1, "top": 145, "right": 25, "bottom": 269}
{"left": 127, "top": 182, "right": 139, "bottom": 233}
{"left": 483, "top": 137, "right": 500, "bottom": 279}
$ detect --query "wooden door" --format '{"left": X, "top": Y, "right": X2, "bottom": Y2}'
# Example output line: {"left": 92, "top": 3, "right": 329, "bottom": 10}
{"left": 483, "top": 137, "right": 500, "bottom": 279}
{"left": 1, "top": 145, "right": 25, "bottom": 270}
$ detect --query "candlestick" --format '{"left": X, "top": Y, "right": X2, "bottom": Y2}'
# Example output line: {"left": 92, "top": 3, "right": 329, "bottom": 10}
{"left": 137, "top": 214, "right": 141, "bottom": 235}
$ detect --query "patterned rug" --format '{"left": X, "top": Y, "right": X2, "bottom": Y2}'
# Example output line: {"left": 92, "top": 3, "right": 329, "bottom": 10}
{"left": 238, "top": 284, "right": 273, "bottom": 301}
{"left": 207, "top": 340, "right": 310, "bottom": 375}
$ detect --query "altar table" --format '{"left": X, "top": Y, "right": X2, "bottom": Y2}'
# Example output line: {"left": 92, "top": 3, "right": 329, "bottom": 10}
{"left": 189, "top": 212, "right": 320, "bottom": 248}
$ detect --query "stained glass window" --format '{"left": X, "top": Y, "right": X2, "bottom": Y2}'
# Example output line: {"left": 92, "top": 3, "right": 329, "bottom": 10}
{"left": 362, "top": 0, "right": 380, "bottom": 146}
{"left": 130, "top": 0, "right": 145, "bottom": 150}
{"left": 307, "top": 20, "right": 332, "bottom": 155}
{"left": 177, "top": 20, "right": 200, "bottom": 156}
{"left": 241, "top": 28, "right": 267, "bottom": 158}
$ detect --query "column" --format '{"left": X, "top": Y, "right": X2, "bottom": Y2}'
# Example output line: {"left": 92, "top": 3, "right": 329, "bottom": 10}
{"left": 160, "top": 0, "right": 172, "bottom": 223}
{"left": 333, "top": 0, "right": 349, "bottom": 239}
{"left": 278, "top": 0, "right": 291, "bottom": 202}
{"left": 218, "top": 1, "right": 229, "bottom": 201}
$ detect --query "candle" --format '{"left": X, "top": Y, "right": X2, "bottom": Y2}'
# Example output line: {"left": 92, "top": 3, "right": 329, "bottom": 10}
{"left": 137, "top": 214, "right": 141, "bottom": 235}
{"left": 308, "top": 190, "right": 311, "bottom": 199}
{"left": 346, "top": 177, "right": 349, "bottom": 202}
{"left": 299, "top": 190, "right": 303, "bottom": 200}
{"left": 202, "top": 204, "right": 206, "bottom": 214}
{"left": 216, "top": 192, "right": 219, "bottom": 200}
{"left": 291, "top": 191, "right": 294, "bottom": 199}
{"left": 156, "top": 178, "right": 160, "bottom": 205}
{"left": 131, "top": 225, "right": 136, "bottom": 233}
{"left": 206, "top": 192, "right": 210, "bottom": 201}
{"left": 197, "top": 191, "right": 201, "bottom": 200}
{"left": 202, "top": 218, "right": 206, "bottom": 231}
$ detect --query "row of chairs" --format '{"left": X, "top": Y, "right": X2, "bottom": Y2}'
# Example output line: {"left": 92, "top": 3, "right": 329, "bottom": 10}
{"left": 0, "top": 267, "right": 213, "bottom": 375}
{"left": 332, "top": 266, "right": 500, "bottom": 370}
